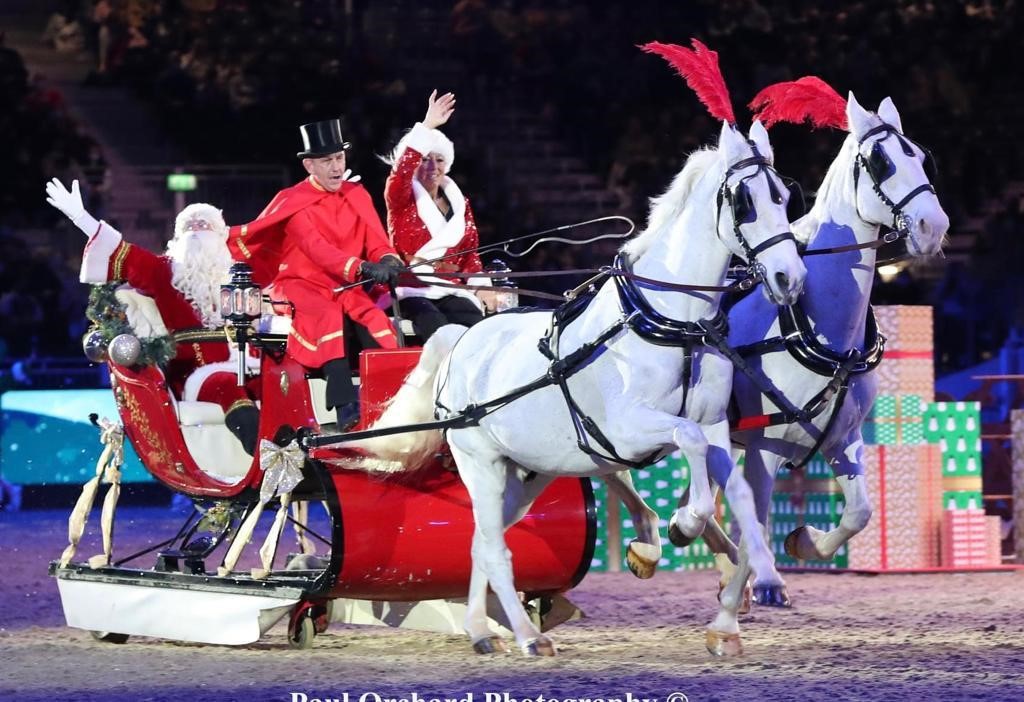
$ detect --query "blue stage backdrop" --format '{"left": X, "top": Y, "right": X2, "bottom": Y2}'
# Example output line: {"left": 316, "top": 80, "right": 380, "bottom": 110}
{"left": 1, "top": 390, "right": 151, "bottom": 485}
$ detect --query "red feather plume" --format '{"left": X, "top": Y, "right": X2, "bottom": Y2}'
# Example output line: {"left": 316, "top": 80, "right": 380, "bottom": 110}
{"left": 748, "top": 76, "right": 848, "bottom": 131}
{"left": 640, "top": 39, "right": 736, "bottom": 125}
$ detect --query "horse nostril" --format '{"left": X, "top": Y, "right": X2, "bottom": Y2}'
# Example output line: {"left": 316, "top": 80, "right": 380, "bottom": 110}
{"left": 775, "top": 271, "right": 790, "bottom": 292}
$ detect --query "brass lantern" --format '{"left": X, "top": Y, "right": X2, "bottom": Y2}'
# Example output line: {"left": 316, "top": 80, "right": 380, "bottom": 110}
{"left": 220, "top": 262, "right": 262, "bottom": 324}
{"left": 219, "top": 262, "right": 262, "bottom": 384}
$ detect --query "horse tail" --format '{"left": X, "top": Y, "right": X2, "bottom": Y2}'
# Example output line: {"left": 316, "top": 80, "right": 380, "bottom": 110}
{"left": 345, "top": 324, "right": 467, "bottom": 473}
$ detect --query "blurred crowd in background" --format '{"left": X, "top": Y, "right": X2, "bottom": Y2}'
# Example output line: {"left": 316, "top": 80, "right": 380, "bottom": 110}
{"left": 2, "top": 0, "right": 1023, "bottom": 391}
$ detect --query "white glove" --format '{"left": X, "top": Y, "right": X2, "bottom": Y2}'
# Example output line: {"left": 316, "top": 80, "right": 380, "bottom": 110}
{"left": 45, "top": 178, "right": 99, "bottom": 236}
{"left": 343, "top": 168, "right": 361, "bottom": 184}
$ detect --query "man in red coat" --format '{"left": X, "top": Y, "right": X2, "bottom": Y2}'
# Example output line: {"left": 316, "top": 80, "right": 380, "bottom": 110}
{"left": 228, "top": 118, "right": 403, "bottom": 430}
{"left": 44, "top": 179, "right": 260, "bottom": 454}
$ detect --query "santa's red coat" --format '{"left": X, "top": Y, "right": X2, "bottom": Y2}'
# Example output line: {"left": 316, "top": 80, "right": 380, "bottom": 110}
{"left": 80, "top": 224, "right": 251, "bottom": 413}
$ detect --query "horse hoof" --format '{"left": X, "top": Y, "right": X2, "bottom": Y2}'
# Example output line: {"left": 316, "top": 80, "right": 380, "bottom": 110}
{"left": 751, "top": 584, "right": 792, "bottom": 608}
{"left": 667, "top": 513, "right": 696, "bottom": 547}
{"left": 472, "top": 636, "right": 508, "bottom": 655}
{"left": 521, "top": 636, "right": 557, "bottom": 657}
{"left": 626, "top": 541, "right": 659, "bottom": 579}
{"left": 705, "top": 629, "right": 743, "bottom": 657}
{"left": 784, "top": 526, "right": 806, "bottom": 559}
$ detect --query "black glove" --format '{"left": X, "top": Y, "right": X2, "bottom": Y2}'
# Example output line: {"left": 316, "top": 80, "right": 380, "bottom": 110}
{"left": 360, "top": 260, "right": 400, "bottom": 286}
{"left": 381, "top": 256, "right": 404, "bottom": 271}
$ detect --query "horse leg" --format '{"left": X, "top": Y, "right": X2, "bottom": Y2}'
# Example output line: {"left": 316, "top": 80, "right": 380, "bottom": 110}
{"left": 602, "top": 471, "right": 661, "bottom": 578}
{"left": 666, "top": 419, "right": 715, "bottom": 540}
{"left": 668, "top": 479, "right": 739, "bottom": 561}
{"left": 706, "top": 538, "right": 751, "bottom": 657}
{"left": 463, "top": 469, "right": 554, "bottom": 653}
{"left": 703, "top": 423, "right": 786, "bottom": 607}
{"left": 453, "top": 444, "right": 554, "bottom": 656}
{"left": 464, "top": 547, "right": 507, "bottom": 654}
{"left": 785, "top": 439, "right": 872, "bottom": 561}
{"left": 739, "top": 446, "right": 790, "bottom": 607}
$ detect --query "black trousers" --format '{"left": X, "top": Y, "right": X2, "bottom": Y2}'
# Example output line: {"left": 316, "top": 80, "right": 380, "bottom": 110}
{"left": 398, "top": 295, "right": 484, "bottom": 341}
{"left": 322, "top": 315, "right": 383, "bottom": 410}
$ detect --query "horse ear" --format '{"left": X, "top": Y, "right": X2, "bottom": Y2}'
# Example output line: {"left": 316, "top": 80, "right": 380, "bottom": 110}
{"left": 876, "top": 96, "right": 904, "bottom": 132}
{"left": 845, "top": 91, "right": 873, "bottom": 140}
{"left": 748, "top": 120, "right": 774, "bottom": 163}
{"left": 718, "top": 120, "right": 744, "bottom": 163}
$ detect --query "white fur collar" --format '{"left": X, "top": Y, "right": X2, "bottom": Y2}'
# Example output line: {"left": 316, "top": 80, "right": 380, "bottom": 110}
{"left": 411, "top": 176, "right": 467, "bottom": 260}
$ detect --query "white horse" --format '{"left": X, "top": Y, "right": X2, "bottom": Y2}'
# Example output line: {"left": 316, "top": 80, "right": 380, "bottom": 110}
{"left": 352, "top": 119, "right": 806, "bottom": 656}
{"left": 636, "top": 85, "right": 950, "bottom": 610}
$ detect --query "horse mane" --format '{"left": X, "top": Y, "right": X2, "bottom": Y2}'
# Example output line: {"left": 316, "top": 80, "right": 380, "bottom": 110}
{"left": 748, "top": 76, "right": 848, "bottom": 131}
{"left": 641, "top": 40, "right": 736, "bottom": 124}
{"left": 622, "top": 148, "right": 720, "bottom": 261}
{"left": 795, "top": 136, "right": 859, "bottom": 244}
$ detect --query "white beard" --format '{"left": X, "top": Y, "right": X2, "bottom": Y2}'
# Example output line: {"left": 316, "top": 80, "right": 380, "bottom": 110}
{"left": 166, "top": 233, "right": 233, "bottom": 328}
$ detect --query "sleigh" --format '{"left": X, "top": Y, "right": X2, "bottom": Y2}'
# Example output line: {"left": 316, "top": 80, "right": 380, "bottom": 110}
{"left": 51, "top": 272, "right": 596, "bottom": 649}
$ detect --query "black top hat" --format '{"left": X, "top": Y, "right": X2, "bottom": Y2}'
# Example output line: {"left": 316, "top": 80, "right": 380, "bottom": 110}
{"left": 296, "top": 118, "right": 351, "bottom": 158}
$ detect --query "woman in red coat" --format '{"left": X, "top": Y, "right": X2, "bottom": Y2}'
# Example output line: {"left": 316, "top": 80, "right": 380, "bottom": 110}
{"left": 384, "top": 90, "right": 495, "bottom": 340}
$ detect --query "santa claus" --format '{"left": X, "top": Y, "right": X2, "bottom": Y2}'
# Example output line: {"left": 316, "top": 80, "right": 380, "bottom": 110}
{"left": 45, "top": 178, "right": 259, "bottom": 454}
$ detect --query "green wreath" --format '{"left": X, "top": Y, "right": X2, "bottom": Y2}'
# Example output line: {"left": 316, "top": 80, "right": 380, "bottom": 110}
{"left": 85, "top": 283, "right": 176, "bottom": 368}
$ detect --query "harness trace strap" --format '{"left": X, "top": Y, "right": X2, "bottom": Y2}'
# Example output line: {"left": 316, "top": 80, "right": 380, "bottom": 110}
{"left": 728, "top": 303, "right": 886, "bottom": 470}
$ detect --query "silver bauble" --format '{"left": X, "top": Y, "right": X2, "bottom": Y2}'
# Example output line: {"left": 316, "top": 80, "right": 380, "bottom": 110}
{"left": 108, "top": 333, "right": 142, "bottom": 366}
{"left": 82, "top": 329, "right": 108, "bottom": 363}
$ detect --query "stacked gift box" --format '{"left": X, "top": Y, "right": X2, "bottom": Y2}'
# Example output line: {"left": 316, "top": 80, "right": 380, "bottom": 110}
{"left": 940, "top": 509, "right": 1002, "bottom": 567}
{"left": 769, "top": 306, "right": 1000, "bottom": 571}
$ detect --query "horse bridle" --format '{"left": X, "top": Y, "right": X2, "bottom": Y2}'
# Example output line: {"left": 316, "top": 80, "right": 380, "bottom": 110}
{"left": 852, "top": 123, "right": 937, "bottom": 252}
{"left": 715, "top": 146, "right": 797, "bottom": 299}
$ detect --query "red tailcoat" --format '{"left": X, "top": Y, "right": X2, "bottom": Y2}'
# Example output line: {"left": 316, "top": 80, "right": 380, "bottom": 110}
{"left": 229, "top": 177, "right": 399, "bottom": 368}
{"left": 385, "top": 124, "right": 487, "bottom": 307}
{"left": 80, "top": 223, "right": 250, "bottom": 413}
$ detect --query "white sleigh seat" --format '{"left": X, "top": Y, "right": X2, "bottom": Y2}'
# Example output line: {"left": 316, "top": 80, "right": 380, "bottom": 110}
{"left": 174, "top": 399, "right": 253, "bottom": 485}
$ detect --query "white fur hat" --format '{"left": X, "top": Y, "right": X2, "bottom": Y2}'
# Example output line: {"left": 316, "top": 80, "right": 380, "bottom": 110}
{"left": 388, "top": 126, "right": 455, "bottom": 172}
{"left": 174, "top": 203, "right": 227, "bottom": 237}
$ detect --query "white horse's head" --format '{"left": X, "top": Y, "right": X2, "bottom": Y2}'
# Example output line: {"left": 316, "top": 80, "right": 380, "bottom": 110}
{"left": 845, "top": 92, "right": 949, "bottom": 256}
{"left": 716, "top": 120, "right": 807, "bottom": 305}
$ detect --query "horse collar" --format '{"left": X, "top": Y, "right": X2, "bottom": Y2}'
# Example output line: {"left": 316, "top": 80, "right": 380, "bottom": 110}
{"left": 778, "top": 303, "right": 886, "bottom": 377}
{"left": 612, "top": 253, "right": 728, "bottom": 346}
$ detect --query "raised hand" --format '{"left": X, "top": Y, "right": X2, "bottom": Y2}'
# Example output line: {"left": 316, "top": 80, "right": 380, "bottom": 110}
{"left": 423, "top": 89, "right": 456, "bottom": 129}
{"left": 45, "top": 178, "right": 86, "bottom": 223}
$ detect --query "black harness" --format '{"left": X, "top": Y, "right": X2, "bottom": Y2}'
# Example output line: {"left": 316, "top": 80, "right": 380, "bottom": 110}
{"left": 852, "top": 123, "right": 938, "bottom": 245}
{"left": 529, "top": 254, "right": 730, "bottom": 469}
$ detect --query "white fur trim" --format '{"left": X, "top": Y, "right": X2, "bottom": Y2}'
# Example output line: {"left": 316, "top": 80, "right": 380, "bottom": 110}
{"left": 175, "top": 203, "right": 227, "bottom": 237}
{"left": 79, "top": 221, "right": 122, "bottom": 283}
{"left": 395, "top": 122, "right": 455, "bottom": 171}
{"left": 182, "top": 360, "right": 240, "bottom": 403}
{"left": 411, "top": 177, "right": 467, "bottom": 260}
{"left": 114, "top": 286, "right": 169, "bottom": 338}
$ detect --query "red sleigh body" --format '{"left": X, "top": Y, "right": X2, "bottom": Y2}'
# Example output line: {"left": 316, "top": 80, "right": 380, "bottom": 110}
{"left": 106, "top": 334, "right": 595, "bottom": 601}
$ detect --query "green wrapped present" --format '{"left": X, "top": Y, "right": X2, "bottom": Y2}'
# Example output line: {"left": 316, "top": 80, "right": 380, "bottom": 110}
{"left": 923, "top": 402, "right": 982, "bottom": 477}
{"left": 864, "top": 394, "right": 925, "bottom": 445}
